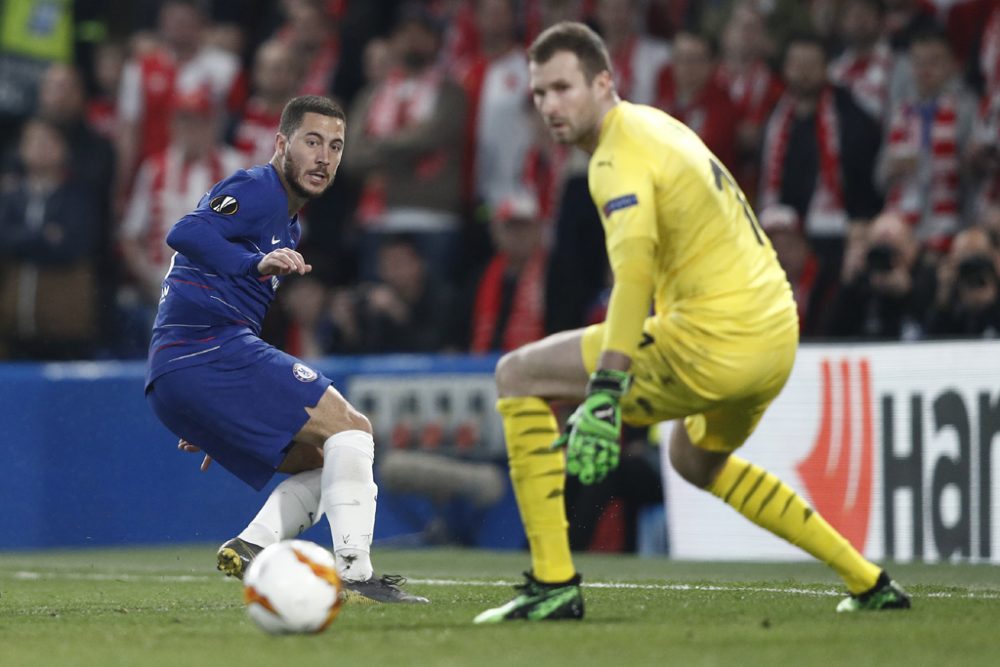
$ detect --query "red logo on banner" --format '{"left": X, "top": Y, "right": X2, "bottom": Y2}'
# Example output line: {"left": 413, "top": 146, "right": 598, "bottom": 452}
{"left": 796, "top": 358, "right": 873, "bottom": 551}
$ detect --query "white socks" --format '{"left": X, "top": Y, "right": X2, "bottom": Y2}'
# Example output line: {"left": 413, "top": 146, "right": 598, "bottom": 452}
{"left": 238, "top": 469, "right": 323, "bottom": 547}
{"left": 321, "top": 429, "right": 377, "bottom": 582}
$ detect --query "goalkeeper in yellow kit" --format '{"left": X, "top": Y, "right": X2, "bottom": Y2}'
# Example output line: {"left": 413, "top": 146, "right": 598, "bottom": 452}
{"left": 474, "top": 22, "right": 910, "bottom": 624}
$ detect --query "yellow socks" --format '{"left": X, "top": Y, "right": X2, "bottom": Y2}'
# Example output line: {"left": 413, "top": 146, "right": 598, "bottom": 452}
{"left": 498, "top": 396, "right": 575, "bottom": 583}
{"left": 707, "top": 455, "right": 881, "bottom": 594}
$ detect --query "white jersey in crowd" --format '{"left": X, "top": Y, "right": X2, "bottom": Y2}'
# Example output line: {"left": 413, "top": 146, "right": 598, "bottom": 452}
{"left": 474, "top": 48, "right": 534, "bottom": 207}
{"left": 120, "top": 145, "right": 246, "bottom": 279}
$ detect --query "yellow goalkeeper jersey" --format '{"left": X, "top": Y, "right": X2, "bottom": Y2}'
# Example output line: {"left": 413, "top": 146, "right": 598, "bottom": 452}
{"left": 588, "top": 101, "right": 797, "bottom": 359}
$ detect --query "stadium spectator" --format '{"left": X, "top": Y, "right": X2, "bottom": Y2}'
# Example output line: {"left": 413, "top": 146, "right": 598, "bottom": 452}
{"left": 36, "top": 63, "right": 115, "bottom": 210}
{"left": 885, "top": 0, "right": 941, "bottom": 51}
{"left": 926, "top": 227, "right": 1000, "bottom": 337}
{"left": 119, "top": 91, "right": 244, "bottom": 320}
{"left": 469, "top": 192, "right": 548, "bottom": 353}
{"left": 279, "top": 275, "right": 333, "bottom": 359}
{"left": 229, "top": 40, "right": 302, "bottom": 167}
{"left": 87, "top": 41, "right": 127, "bottom": 142}
{"left": 655, "top": 31, "right": 739, "bottom": 171}
{"left": 714, "top": 3, "right": 783, "bottom": 195}
{"left": 329, "top": 234, "right": 462, "bottom": 354}
{"left": 945, "top": 0, "right": 996, "bottom": 78}
{"left": 0, "top": 118, "right": 100, "bottom": 359}
{"left": 759, "top": 204, "right": 833, "bottom": 337}
{"left": 544, "top": 170, "right": 608, "bottom": 334}
{"left": 878, "top": 30, "right": 978, "bottom": 249}
{"left": 454, "top": 0, "right": 534, "bottom": 208}
{"left": 525, "top": 0, "right": 587, "bottom": 43}
{"left": 594, "top": 0, "right": 672, "bottom": 106}
{"left": 759, "top": 33, "right": 883, "bottom": 280}
{"left": 35, "top": 61, "right": 118, "bottom": 354}
{"left": 687, "top": 0, "right": 812, "bottom": 59}
{"left": 344, "top": 4, "right": 467, "bottom": 280}
{"left": 825, "top": 210, "right": 937, "bottom": 340}
{"left": 275, "top": 0, "right": 341, "bottom": 97}
{"left": 884, "top": 0, "right": 942, "bottom": 106}
{"left": 829, "top": 0, "right": 893, "bottom": 122}
{"left": 116, "top": 0, "right": 241, "bottom": 184}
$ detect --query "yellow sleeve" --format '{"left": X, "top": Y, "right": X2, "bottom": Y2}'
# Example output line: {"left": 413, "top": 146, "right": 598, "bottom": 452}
{"left": 589, "top": 151, "right": 658, "bottom": 360}
{"left": 603, "top": 237, "right": 655, "bottom": 359}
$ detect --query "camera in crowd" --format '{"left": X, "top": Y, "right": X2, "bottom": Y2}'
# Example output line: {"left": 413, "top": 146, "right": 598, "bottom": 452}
{"left": 956, "top": 255, "right": 997, "bottom": 289}
{"left": 866, "top": 244, "right": 897, "bottom": 273}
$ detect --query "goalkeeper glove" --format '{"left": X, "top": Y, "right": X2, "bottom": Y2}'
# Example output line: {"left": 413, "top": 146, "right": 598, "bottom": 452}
{"left": 553, "top": 369, "right": 632, "bottom": 485}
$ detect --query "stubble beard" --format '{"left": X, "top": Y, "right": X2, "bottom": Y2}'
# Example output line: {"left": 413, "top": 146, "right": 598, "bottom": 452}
{"left": 282, "top": 151, "right": 328, "bottom": 201}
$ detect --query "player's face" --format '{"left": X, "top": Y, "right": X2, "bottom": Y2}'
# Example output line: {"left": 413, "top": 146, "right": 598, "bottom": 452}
{"left": 278, "top": 112, "right": 346, "bottom": 200}
{"left": 530, "top": 51, "right": 609, "bottom": 146}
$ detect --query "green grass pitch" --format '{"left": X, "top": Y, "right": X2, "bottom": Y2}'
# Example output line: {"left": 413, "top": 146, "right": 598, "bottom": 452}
{"left": 2, "top": 546, "right": 998, "bottom": 667}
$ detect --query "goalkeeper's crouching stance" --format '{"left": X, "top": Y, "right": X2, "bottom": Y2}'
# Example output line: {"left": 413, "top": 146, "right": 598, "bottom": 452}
{"left": 473, "top": 21, "right": 910, "bottom": 624}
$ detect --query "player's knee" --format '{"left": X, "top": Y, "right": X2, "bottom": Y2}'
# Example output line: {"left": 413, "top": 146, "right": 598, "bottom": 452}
{"left": 669, "top": 430, "right": 726, "bottom": 489}
{"left": 495, "top": 349, "right": 527, "bottom": 397}
{"left": 669, "top": 444, "right": 709, "bottom": 488}
{"left": 343, "top": 408, "right": 372, "bottom": 436}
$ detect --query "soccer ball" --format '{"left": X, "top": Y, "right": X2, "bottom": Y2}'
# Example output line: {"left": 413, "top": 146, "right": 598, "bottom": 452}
{"left": 242, "top": 540, "right": 344, "bottom": 634}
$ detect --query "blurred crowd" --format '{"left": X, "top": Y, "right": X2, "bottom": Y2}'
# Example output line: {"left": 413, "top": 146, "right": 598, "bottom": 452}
{"left": 3, "top": 0, "right": 1000, "bottom": 361}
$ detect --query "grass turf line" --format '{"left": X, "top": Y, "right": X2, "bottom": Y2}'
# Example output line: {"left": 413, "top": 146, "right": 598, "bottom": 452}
{"left": 1, "top": 546, "right": 998, "bottom": 667}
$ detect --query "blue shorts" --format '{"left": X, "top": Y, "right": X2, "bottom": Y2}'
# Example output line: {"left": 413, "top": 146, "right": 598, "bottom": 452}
{"left": 146, "top": 339, "right": 332, "bottom": 490}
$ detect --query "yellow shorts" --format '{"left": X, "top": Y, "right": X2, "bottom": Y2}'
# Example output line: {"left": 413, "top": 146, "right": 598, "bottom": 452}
{"left": 580, "top": 316, "right": 797, "bottom": 453}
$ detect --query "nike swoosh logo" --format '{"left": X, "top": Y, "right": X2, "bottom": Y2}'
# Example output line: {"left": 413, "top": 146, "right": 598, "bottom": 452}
{"left": 271, "top": 236, "right": 281, "bottom": 245}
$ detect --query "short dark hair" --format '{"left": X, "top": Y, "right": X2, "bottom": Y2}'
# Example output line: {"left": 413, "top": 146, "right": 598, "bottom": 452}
{"left": 278, "top": 95, "right": 346, "bottom": 137}
{"left": 528, "top": 21, "right": 612, "bottom": 82}
{"left": 674, "top": 30, "right": 719, "bottom": 59}
{"left": 909, "top": 27, "right": 951, "bottom": 51}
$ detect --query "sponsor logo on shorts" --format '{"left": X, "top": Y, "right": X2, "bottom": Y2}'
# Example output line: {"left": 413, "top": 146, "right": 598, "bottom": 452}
{"left": 292, "top": 362, "right": 318, "bottom": 382}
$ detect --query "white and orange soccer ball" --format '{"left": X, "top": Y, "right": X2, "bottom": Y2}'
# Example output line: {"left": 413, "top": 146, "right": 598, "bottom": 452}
{"left": 242, "top": 540, "right": 344, "bottom": 634}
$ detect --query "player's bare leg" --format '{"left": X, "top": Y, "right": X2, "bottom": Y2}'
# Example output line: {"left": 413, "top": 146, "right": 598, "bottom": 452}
{"left": 475, "top": 330, "right": 589, "bottom": 623}
{"left": 668, "top": 423, "right": 910, "bottom": 611}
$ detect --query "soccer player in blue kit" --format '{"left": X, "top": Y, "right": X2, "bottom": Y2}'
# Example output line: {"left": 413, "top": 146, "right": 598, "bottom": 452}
{"left": 145, "top": 95, "right": 427, "bottom": 604}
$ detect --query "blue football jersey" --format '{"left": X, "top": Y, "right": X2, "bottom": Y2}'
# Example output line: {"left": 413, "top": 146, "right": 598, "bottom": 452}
{"left": 146, "top": 163, "right": 301, "bottom": 388}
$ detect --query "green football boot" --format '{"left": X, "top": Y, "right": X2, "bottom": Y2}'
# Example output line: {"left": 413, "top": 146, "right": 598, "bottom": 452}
{"left": 836, "top": 571, "right": 912, "bottom": 612}
{"left": 474, "top": 572, "right": 584, "bottom": 624}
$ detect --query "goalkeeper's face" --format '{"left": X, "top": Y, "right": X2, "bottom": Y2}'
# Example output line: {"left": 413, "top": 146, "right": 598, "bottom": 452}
{"left": 530, "top": 51, "right": 611, "bottom": 148}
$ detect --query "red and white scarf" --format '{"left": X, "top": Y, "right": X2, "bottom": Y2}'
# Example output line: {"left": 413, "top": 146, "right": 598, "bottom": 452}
{"left": 358, "top": 68, "right": 445, "bottom": 224}
{"left": 470, "top": 249, "right": 546, "bottom": 353}
{"left": 365, "top": 68, "right": 442, "bottom": 138}
{"left": 828, "top": 43, "right": 892, "bottom": 121}
{"left": 760, "top": 88, "right": 846, "bottom": 237}
{"left": 884, "top": 95, "right": 961, "bottom": 246}
{"left": 715, "top": 60, "right": 782, "bottom": 125}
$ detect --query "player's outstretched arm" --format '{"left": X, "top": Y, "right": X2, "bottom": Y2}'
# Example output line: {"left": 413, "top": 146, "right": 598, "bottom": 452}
{"left": 166, "top": 214, "right": 266, "bottom": 277}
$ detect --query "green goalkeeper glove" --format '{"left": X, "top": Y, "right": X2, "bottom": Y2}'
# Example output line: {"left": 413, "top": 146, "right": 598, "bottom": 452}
{"left": 553, "top": 369, "right": 632, "bottom": 485}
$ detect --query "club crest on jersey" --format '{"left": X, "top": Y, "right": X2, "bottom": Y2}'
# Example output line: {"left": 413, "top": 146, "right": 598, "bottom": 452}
{"left": 603, "top": 194, "right": 638, "bottom": 217}
{"left": 292, "top": 363, "right": 318, "bottom": 383}
{"left": 209, "top": 194, "right": 239, "bottom": 215}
